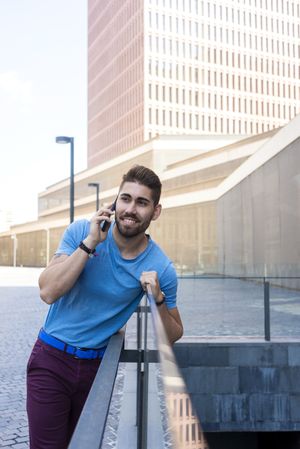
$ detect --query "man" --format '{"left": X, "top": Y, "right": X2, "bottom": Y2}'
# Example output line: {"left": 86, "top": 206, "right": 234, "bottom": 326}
{"left": 27, "top": 164, "right": 183, "bottom": 449}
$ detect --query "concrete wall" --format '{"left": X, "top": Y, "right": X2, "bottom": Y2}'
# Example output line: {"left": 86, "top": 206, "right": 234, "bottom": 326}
{"left": 174, "top": 341, "right": 300, "bottom": 432}
{"left": 217, "top": 139, "right": 300, "bottom": 287}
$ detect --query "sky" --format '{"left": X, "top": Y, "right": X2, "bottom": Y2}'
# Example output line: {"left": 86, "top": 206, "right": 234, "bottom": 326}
{"left": 0, "top": 0, "right": 87, "bottom": 230}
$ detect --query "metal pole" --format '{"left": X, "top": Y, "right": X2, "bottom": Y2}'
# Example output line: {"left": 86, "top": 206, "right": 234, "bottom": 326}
{"left": 136, "top": 306, "right": 142, "bottom": 427}
{"left": 96, "top": 184, "right": 99, "bottom": 211}
{"left": 264, "top": 279, "right": 271, "bottom": 341}
{"left": 142, "top": 299, "right": 149, "bottom": 449}
{"left": 70, "top": 138, "right": 74, "bottom": 223}
{"left": 12, "top": 235, "right": 17, "bottom": 267}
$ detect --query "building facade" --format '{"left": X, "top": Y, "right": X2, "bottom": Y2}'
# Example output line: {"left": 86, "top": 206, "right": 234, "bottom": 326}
{"left": 88, "top": 0, "right": 300, "bottom": 165}
{"left": 2, "top": 115, "right": 299, "bottom": 282}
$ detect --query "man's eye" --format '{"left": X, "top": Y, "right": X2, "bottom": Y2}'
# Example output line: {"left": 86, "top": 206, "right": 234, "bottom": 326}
{"left": 138, "top": 200, "right": 148, "bottom": 206}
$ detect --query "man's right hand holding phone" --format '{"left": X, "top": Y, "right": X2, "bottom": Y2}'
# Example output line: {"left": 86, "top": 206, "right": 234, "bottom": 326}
{"left": 84, "top": 201, "right": 116, "bottom": 250}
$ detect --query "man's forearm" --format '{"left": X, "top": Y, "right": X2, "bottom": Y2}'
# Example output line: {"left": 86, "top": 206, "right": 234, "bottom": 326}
{"left": 157, "top": 304, "right": 183, "bottom": 344}
{"left": 39, "top": 248, "right": 91, "bottom": 304}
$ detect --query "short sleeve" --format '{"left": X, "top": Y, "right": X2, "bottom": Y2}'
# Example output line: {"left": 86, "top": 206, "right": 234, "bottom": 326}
{"left": 159, "top": 262, "right": 178, "bottom": 309}
{"left": 55, "top": 220, "right": 90, "bottom": 256}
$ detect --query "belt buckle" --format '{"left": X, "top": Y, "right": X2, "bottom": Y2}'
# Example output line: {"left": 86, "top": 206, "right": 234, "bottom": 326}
{"left": 77, "top": 347, "right": 95, "bottom": 360}
{"left": 72, "top": 346, "right": 81, "bottom": 359}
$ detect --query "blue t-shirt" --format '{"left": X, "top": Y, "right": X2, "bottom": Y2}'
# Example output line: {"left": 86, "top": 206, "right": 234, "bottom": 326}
{"left": 43, "top": 219, "right": 177, "bottom": 348}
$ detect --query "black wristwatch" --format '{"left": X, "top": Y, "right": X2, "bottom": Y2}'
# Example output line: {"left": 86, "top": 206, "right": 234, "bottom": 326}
{"left": 79, "top": 241, "right": 96, "bottom": 258}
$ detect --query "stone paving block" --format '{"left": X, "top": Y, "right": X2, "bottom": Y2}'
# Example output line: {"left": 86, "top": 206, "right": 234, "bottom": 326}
{"left": 290, "top": 395, "right": 300, "bottom": 420}
{"left": 229, "top": 344, "right": 288, "bottom": 366}
{"left": 239, "top": 366, "right": 280, "bottom": 393}
{"left": 279, "top": 367, "right": 300, "bottom": 392}
{"left": 11, "top": 443, "right": 29, "bottom": 449}
{"left": 15, "top": 437, "right": 29, "bottom": 444}
{"left": 0, "top": 447, "right": 18, "bottom": 449}
{"left": 187, "top": 345, "right": 229, "bottom": 367}
{"left": 193, "top": 393, "right": 249, "bottom": 424}
{"left": 249, "top": 393, "right": 290, "bottom": 423}
{"left": 288, "top": 345, "right": 300, "bottom": 366}
{"left": 0, "top": 435, "right": 17, "bottom": 441}
{"left": 192, "top": 394, "right": 219, "bottom": 423}
{"left": 184, "top": 366, "right": 239, "bottom": 394}
{"left": 216, "top": 394, "right": 249, "bottom": 423}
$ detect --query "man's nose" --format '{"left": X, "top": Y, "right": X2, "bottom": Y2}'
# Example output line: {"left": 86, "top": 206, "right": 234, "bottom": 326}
{"left": 125, "top": 201, "right": 137, "bottom": 214}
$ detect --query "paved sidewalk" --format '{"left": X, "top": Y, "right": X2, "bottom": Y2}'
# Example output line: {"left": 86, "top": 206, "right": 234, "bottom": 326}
{"left": 0, "top": 267, "right": 46, "bottom": 449}
{"left": 0, "top": 267, "right": 300, "bottom": 448}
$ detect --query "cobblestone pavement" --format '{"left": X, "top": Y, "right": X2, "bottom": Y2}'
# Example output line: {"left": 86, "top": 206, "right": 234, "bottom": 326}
{"left": 0, "top": 267, "right": 300, "bottom": 448}
{"left": 0, "top": 268, "right": 46, "bottom": 449}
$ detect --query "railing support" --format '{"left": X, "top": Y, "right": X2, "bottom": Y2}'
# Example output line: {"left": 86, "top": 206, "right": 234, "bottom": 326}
{"left": 137, "top": 299, "right": 149, "bottom": 449}
{"left": 264, "top": 279, "right": 271, "bottom": 341}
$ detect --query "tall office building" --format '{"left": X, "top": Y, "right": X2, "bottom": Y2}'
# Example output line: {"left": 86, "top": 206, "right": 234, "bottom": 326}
{"left": 88, "top": 0, "right": 300, "bottom": 166}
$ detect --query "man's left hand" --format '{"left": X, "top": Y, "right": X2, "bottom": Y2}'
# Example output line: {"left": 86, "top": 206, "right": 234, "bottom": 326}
{"left": 140, "top": 271, "right": 164, "bottom": 303}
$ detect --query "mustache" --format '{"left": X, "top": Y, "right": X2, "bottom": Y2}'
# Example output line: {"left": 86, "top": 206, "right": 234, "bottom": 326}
{"left": 120, "top": 213, "right": 139, "bottom": 220}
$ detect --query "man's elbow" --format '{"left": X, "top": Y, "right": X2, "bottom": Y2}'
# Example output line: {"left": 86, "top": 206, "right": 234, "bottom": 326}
{"left": 40, "top": 288, "right": 57, "bottom": 305}
{"left": 171, "top": 325, "right": 184, "bottom": 345}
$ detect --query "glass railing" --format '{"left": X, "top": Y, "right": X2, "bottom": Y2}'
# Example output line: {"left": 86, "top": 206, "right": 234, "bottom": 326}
{"left": 68, "top": 274, "right": 300, "bottom": 449}
{"left": 177, "top": 275, "right": 300, "bottom": 341}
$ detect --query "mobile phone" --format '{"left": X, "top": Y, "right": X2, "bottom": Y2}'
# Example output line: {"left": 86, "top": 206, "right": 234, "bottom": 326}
{"left": 100, "top": 199, "right": 117, "bottom": 232}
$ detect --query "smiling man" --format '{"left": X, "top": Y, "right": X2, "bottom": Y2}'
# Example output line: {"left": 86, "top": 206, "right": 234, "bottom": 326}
{"left": 26, "top": 165, "right": 183, "bottom": 449}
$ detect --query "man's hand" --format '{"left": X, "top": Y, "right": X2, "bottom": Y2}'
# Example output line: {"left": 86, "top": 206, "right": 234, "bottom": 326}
{"left": 140, "top": 271, "right": 164, "bottom": 304}
{"left": 140, "top": 271, "right": 183, "bottom": 344}
{"left": 84, "top": 204, "right": 115, "bottom": 249}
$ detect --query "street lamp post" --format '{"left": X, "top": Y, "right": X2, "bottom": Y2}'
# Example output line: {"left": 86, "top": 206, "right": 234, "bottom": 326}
{"left": 88, "top": 182, "right": 100, "bottom": 211}
{"left": 11, "top": 234, "right": 17, "bottom": 267}
{"left": 55, "top": 136, "right": 74, "bottom": 223}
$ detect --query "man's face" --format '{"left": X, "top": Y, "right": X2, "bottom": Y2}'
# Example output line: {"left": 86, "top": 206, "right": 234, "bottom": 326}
{"left": 115, "top": 181, "right": 161, "bottom": 238}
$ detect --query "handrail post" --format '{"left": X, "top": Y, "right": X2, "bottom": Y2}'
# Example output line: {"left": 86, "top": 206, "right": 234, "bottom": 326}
{"left": 142, "top": 300, "right": 149, "bottom": 449}
{"left": 264, "top": 278, "right": 271, "bottom": 341}
{"left": 137, "top": 298, "right": 149, "bottom": 449}
{"left": 136, "top": 306, "right": 142, "bottom": 427}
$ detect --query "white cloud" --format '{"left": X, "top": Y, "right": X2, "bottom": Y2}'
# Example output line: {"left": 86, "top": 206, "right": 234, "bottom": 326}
{"left": 0, "top": 71, "right": 32, "bottom": 104}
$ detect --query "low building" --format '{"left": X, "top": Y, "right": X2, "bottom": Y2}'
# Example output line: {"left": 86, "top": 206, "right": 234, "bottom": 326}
{"left": 0, "top": 115, "right": 299, "bottom": 281}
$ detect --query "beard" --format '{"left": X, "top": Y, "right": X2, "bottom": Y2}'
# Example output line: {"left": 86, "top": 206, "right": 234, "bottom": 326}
{"left": 115, "top": 213, "right": 153, "bottom": 238}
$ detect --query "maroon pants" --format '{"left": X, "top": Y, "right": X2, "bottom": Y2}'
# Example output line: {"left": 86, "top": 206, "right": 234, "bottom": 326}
{"left": 26, "top": 339, "right": 101, "bottom": 449}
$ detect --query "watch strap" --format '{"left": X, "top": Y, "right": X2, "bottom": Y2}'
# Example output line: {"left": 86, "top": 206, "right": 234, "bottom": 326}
{"left": 79, "top": 241, "right": 96, "bottom": 257}
{"left": 156, "top": 291, "right": 166, "bottom": 306}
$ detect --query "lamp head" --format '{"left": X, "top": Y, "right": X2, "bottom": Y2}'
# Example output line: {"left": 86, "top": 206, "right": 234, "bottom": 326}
{"left": 88, "top": 183, "right": 99, "bottom": 188}
{"left": 56, "top": 136, "right": 72, "bottom": 144}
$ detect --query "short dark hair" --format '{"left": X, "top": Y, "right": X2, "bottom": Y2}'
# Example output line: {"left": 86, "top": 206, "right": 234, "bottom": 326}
{"left": 120, "top": 165, "right": 162, "bottom": 205}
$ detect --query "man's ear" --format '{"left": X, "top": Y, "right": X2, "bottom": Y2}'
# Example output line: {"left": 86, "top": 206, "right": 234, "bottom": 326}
{"left": 152, "top": 204, "right": 162, "bottom": 221}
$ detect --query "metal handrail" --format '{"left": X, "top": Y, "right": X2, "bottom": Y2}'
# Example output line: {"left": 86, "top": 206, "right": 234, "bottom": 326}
{"left": 68, "top": 330, "right": 125, "bottom": 449}
{"left": 146, "top": 285, "right": 209, "bottom": 449}
{"left": 177, "top": 275, "right": 300, "bottom": 279}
